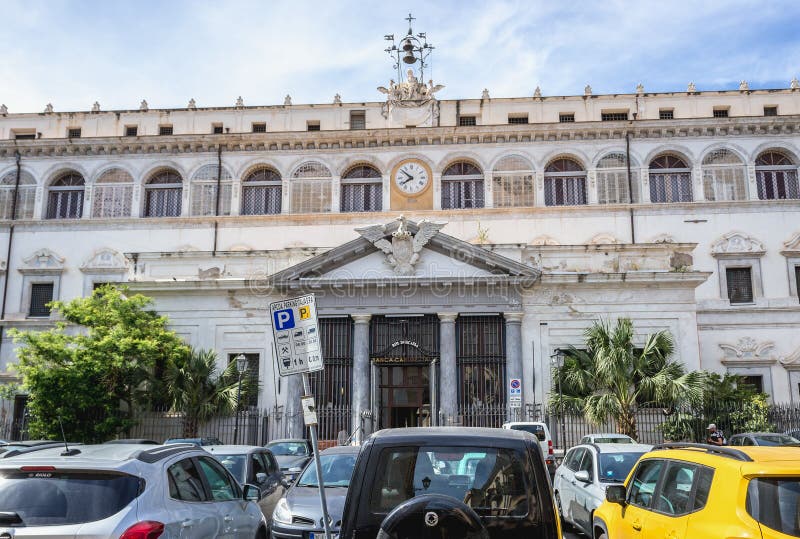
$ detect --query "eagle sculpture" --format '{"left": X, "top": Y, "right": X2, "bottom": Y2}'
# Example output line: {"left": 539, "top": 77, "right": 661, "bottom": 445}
{"left": 356, "top": 216, "right": 445, "bottom": 275}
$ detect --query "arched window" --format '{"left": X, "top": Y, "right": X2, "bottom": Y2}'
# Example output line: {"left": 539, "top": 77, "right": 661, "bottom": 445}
{"left": 544, "top": 157, "right": 587, "bottom": 206}
{"left": 241, "top": 166, "right": 282, "bottom": 215}
{"left": 441, "top": 161, "right": 484, "bottom": 209}
{"left": 755, "top": 151, "right": 799, "bottom": 200}
{"left": 46, "top": 172, "right": 85, "bottom": 219}
{"left": 190, "top": 164, "right": 232, "bottom": 216}
{"left": 649, "top": 154, "right": 693, "bottom": 203}
{"left": 143, "top": 169, "right": 182, "bottom": 217}
{"left": 291, "top": 162, "right": 331, "bottom": 213}
{"left": 340, "top": 164, "right": 382, "bottom": 212}
{"left": 701, "top": 149, "right": 747, "bottom": 201}
{"left": 0, "top": 170, "right": 36, "bottom": 220}
{"left": 92, "top": 168, "right": 133, "bottom": 218}
{"left": 492, "top": 155, "right": 534, "bottom": 207}
{"left": 597, "top": 153, "right": 639, "bottom": 204}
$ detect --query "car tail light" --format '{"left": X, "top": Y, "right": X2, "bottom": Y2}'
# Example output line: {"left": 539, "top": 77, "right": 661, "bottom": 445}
{"left": 120, "top": 521, "right": 164, "bottom": 539}
{"left": 20, "top": 466, "right": 56, "bottom": 471}
{"left": 548, "top": 440, "right": 554, "bottom": 455}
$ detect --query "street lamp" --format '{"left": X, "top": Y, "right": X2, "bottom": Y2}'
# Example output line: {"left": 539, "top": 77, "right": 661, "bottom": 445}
{"left": 550, "top": 349, "right": 566, "bottom": 452}
{"left": 232, "top": 354, "right": 248, "bottom": 445}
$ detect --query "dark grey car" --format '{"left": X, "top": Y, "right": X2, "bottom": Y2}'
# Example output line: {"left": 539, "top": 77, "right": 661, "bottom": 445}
{"left": 266, "top": 439, "right": 314, "bottom": 480}
{"left": 271, "top": 445, "right": 360, "bottom": 539}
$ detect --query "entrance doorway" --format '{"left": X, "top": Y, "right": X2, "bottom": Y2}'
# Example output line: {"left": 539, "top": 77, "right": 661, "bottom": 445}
{"left": 379, "top": 364, "right": 431, "bottom": 428}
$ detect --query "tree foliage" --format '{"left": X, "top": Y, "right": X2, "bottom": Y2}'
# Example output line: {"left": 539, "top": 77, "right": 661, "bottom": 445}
{"left": 11, "top": 286, "right": 189, "bottom": 442}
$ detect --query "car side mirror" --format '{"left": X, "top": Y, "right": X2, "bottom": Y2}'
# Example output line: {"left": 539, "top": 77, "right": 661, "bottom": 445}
{"left": 606, "top": 485, "right": 627, "bottom": 505}
{"left": 256, "top": 472, "right": 268, "bottom": 484}
{"left": 243, "top": 484, "right": 260, "bottom": 502}
{"left": 574, "top": 470, "right": 591, "bottom": 483}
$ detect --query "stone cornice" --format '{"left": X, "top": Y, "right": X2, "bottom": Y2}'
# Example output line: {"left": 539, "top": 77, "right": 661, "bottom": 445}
{"left": 2, "top": 115, "right": 800, "bottom": 160}
{"left": 540, "top": 271, "right": 711, "bottom": 286}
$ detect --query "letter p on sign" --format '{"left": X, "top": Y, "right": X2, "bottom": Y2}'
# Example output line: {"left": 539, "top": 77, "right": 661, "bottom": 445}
{"left": 273, "top": 308, "right": 295, "bottom": 330}
{"left": 299, "top": 305, "right": 311, "bottom": 320}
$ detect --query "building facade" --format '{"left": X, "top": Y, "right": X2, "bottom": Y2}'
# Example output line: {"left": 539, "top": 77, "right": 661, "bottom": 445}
{"left": 2, "top": 57, "right": 800, "bottom": 439}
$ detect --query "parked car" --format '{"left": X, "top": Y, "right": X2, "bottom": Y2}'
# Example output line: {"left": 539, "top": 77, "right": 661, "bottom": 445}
{"left": 580, "top": 433, "right": 636, "bottom": 444}
{"left": 104, "top": 438, "right": 159, "bottom": 445}
{"left": 266, "top": 438, "right": 314, "bottom": 480}
{"left": 727, "top": 432, "right": 800, "bottom": 446}
{"left": 0, "top": 442, "right": 267, "bottom": 538}
{"left": 501, "top": 421, "right": 556, "bottom": 475}
{"left": 0, "top": 440, "right": 83, "bottom": 459}
{"left": 784, "top": 428, "right": 800, "bottom": 440}
{"left": 164, "top": 436, "right": 223, "bottom": 446}
{"left": 340, "top": 427, "right": 561, "bottom": 539}
{"left": 205, "top": 444, "right": 288, "bottom": 521}
{"left": 553, "top": 442, "right": 651, "bottom": 536}
{"left": 271, "top": 445, "right": 360, "bottom": 539}
{"left": 594, "top": 442, "right": 800, "bottom": 539}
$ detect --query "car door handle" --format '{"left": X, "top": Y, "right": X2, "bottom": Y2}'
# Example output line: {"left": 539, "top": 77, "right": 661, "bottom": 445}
{"left": 180, "top": 520, "right": 193, "bottom": 528}
{"left": 632, "top": 519, "right": 642, "bottom": 531}
{"left": 223, "top": 515, "right": 234, "bottom": 522}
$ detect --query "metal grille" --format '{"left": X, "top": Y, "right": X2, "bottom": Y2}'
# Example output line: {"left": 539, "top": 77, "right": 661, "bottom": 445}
{"left": 291, "top": 162, "right": 331, "bottom": 213}
{"left": 125, "top": 126, "right": 138, "bottom": 137}
{"left": 144, "top": 171, "right": 182, "bottom": 217}
{"left": 341, "top": 183, "right": 382, "bottom": 212}
{"left": 544, "top": 177, "right": 586, "bottom": 206}
{"left": 29, "top": 283, "right": 54, "bottom": 317}
{"left": 67, "top": 128, "right": 81, "bottom": 138}
{"left": 370, "top": 315, "right": 439, "bottom": 360}
{"left": 458, "top": 116, "right": 476, "bottom": 126}
{"left": 442, "top": 179, "right": 485, "bottom": 209}
{"left": 159, "top": 125, "right": 173, "bottom": 136}
{"left": 0, "top": 171, "right": 36, "bottom": 219}
{"left": 726, "top": 267, "right": 754, "bottom": 304}
{"left": 92, "top": 168, "right": 133, "bottom": 218}
{"left": 242, "top": 166, "right": 282, "bottom": 215}
{"left": 227, "top": 353, "right": 259, "bottom": 408}
{"left": 508, "top": 116, "right": 528, "bottom": 124}
{"left": 252, "top": 123, "right": 267, "bottom": 133}
{"left": 764, "top": 106, "right": 778, "bottom": 117}
{"left": 559, "top": 114, "right": 574, "bottom": 123}
{"left": 597, "top": 153, "right": 638, "bottom": 204}
{"left": 46, "top": 173, "right": 85, "bottom": 219}
{"left": 649, "top": 155, "right": 692, "bottom": 203}
{"left": 349, "top": 111, "right": 366, "bottom": 130}
{"left": 713, "top": 109, "right": 729, "bottom": 118}
{"left": 702, "top": 150, "right": 747, "bottom": 201}
{"left": 601, "top": 112, "right": 628, "bottom": 121}
{"left": 756, "top": 170, "right": 800, "bottom": 200}
{"left": 457, "top": 316, "right": 505, "bottom": 414}
{"left": 308, "top": 318, "right": 353, "bottom": 440}
{"left": 190, "top": 164, "right": 233, "bottom": 216}
{"left": 659, "top": 109, "right": 674, "bottom": 120}
{"left": 492, "top": 155, "right": 535, "bottom": 207}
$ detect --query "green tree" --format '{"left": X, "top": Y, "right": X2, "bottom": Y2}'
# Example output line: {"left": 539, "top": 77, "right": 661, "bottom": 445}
{"left": 11, "top": 286, "right": 189, "bottom": 442}
{"left": 164, "top": 348, "right": 257, "bottom": 437}
{"left": 551, "top": 318, "right": 705, "bottom": 440}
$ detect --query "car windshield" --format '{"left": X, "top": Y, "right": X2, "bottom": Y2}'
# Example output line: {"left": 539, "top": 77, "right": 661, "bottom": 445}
{"left": 598, "top": 452, "right": 646, "bottom": 483}
{"left": 754, "top": 434, "right": 799, "bottom": 446}
{"left": 268, "top": 442, "right": 308, "bottom": 456}
{"left": 0, "top": 471, "right": 142, "bottom": 526}
{"left": 296, "top": 453, "right": 357, "bottom": 487}
{"left": 508, "top": 425, "right": 546, "bottom": 441}
{"left": 369, "top": 445, "right": 530, "bottom": 518}
{"left": 747, "top": 477, "right": 800, "bottom": 537}
{"left": 592, "top": 437, "right": 633, "bottom": 444}
{"left": 215, "top": 454, "right": 247, "bottom": 484}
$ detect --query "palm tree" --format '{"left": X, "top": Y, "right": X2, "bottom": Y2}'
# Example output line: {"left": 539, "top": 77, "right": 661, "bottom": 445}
{"left": 551, "top": 318, "right": 705, "bottom": 440}
{"left": 164, "top": 348, "right": 252, "bottom": 437}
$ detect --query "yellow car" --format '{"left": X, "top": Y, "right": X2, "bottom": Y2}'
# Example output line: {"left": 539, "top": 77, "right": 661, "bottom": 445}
{"left": 593, "top": 442, "right": 800, "bottom": 539}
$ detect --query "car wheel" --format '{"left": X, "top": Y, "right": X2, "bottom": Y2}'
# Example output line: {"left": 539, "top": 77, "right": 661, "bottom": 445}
{"left": 555, "top": 492, "right": 571, "bottom": 530}
{"left": 376, "top": 493, "right": 489, "bottom": 539}
{"left": 598, "top": 533, "right": 607, "bottom": 539}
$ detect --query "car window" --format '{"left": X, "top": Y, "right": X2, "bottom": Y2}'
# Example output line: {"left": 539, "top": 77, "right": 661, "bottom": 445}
{"left": 692, "top": 466, "right": 714, "bottom": 511}
{"left": 628, "top": 459, "right": 664, "bottom": 509}
{"left": 509, "top": 424, "right": 546, "bottom": 441}
{"left": 251, "top": 453, "right": 268, "bottom": 482}
{"left": 168, "top": 458, "right": 208, "bottom": 502}
{"left": 747, "top": 477, "right": 800, "bottom": 537}
{"left": 599, "top": 452, "right": 646, "bottom": 483}
{"left": 264, "top": 452, "right": 279, "bottom": 475}
{"left": 197, "top": 457, "right": 238, "bottom": 501}
{"left": 215, "top": 454, "right": 247, "bottom": 485}
{"left": 565, "top": 448, "right": 585, "bottom": 472}
{"left": 580, "top": 436, "right": 589, "bottom": 444}
{"left": 267, "top": 442, "right": 309, "bottom": 456}
{"left": 578, "top": 450, "right": 594, "bottom": 476}
{"left": 297, "top": 453, "right": 358, "bottom": 487}
{"left": 654, "top": 462, "right": 695, "bottom": 515}
{"left": 369, "top": 446, "right": 530, "bottom": 518}
{"left": 754, "top": 434, "right": 799, "bottom": 446}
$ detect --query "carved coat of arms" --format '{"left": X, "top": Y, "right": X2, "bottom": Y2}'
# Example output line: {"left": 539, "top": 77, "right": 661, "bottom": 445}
{"left": 356, "top": 217, "right": 445, "bottom": 276}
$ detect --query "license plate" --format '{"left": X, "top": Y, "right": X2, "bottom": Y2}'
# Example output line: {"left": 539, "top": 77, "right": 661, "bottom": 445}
{"left": 310, "top": 533, "right": 338, "bottom": 539}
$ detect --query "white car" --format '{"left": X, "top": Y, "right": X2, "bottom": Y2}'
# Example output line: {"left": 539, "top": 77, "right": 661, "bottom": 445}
{"left": 0, "top": 443, "right": 268, "bottom": 538}
{"left": 501, "top": 421, "right": 556, "bottom": 474}
{"left": 579, "top": 433, "right": 636, "bottom": 444}
{"left": 553, "top": 442, "right": 652, "bottom": 536}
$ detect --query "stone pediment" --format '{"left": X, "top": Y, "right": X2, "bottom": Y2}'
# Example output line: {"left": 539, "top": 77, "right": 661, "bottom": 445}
{"left": 781, "top": 232, "right": 800, "bottom": 255}
{"left": 19, "top": 248, "right": 64, "bottom": 275}
{"left": 80, "top": 248, "right": 128, "bottom": 274}
{"left": 269, "top": 218, "right": 539, "bottom": 289}
{"left": 719, "top": 337, "right": 776, "bottom": 366}
{"left": 711, "top": 232, "right": 766, "bottom": 258}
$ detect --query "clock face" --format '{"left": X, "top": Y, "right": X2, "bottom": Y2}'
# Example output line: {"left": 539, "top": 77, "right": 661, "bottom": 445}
{"left": 394, "top": 161, "right": 430, "bottom": 195}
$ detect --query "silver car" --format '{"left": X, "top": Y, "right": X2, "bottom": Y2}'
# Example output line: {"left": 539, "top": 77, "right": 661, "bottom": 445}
{"left": 553, "top": 442, "right": 652, "bottom": 537}
{"left": 0, "top": 443, "right": 268, "bottom": 538}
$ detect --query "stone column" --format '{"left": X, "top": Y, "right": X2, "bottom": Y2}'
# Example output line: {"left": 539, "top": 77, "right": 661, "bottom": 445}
{"left": 351, "top": 314, "right": 372, "bottom": 443}
{"left": 438, "top": 313, "right": 458, "bottom": 424}
{"left": 504, "top": 312, "right": 524, "bottom": 421}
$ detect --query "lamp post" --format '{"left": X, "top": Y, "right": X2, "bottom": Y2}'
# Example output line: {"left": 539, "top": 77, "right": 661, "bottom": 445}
{"left": 232, "top": 354, "right": 248, "bottom": 445}
{"left": 550, "top": 349, "right": 566, "bottom": 451}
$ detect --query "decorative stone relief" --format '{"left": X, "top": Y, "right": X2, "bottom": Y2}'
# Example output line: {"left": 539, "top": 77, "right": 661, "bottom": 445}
{"left": 781, "top": 232, "right": 800, "bottom": 255}
{"left": 356, "top": 216, "right": 445, "bottom": 276}
{"left": 481, "top": 89, "right": 490, "bottom": 99}
{"left": 587, "top": 233, "right": 621, "bottom": 245}
{"left": 80, "top": 248, "right": 128, "bottom": 274}
{"left": 719, "top": 337, "right": 776, "bottom": 365}
{"left": 0, "top": 260, "right": 6, "bottom": 273}
{"left": 20, "top": 248, "right": 65, "bottom": 274}
{"left": 530, "top": 235, "right": 559, "bottom": 246}
{"left": 650, "top": 234, "right": 676, "bottom": 243}
{"left": 533, "top": 86, "right": 542, "bottom": 98}
{"left": 779, "top": 346, "right": 800, "bottom": 369}
{"left": 711, "top": 231, "right": 766, "bottom": 257}
{"left": 377, "top": 69, "right": 444, "bottom": 126}
{"left": 333, "top": 94, "right": 342, "bottom": 104}
{"left": 198, "top": 264, "right": 224, "bottom": 279}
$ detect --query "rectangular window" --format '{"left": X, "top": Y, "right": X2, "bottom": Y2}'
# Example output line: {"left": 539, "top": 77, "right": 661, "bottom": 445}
{"left": 649, "top": 172, "right": 693, "bottom": 203}
{"left": 29, "top": 283, "right": 54, "bottom": 317}
{"left": 13, "top": 132, "right": 36, "bottom": 140}
{"left": 341, "top": 183, "right": 382, "bottom": 212}
{"left": 125, "top": 126, "right": 138, "bottom": 137}
{"left": 726, "top": 267, "right": 754, "bottom": 304}
{"left": 159, "top": 125, "right": 173, "bottom": 136}
{"left": 508, "top": 115, "right": 529, "bottom": 124}
{"left": 251, "top": 122, "right": 267, "bottom": 133}
{"left": 441, "top": 179, "right": 485, "bottom": 209}
{"left": 747, "top": 478, "right": 800, "bottom": 536}
{"left": 713, "top": 108, "right": 729, "bottom": 118}
{"left": 307, "top": 121, "right": 320, "bottom": 131}
{"left": 544, "top": 177, "right": 587, "bottom": 206}
{"left": 559, "top": 113, "right": 575, "bottom": 123}
{"left": 67, "top": 128, "right": 81, "bottom": 138}
{"left": 601, "top": 111, "right": 629, "bottom": 121}
{"left": 763, "top": 106, "right": 778, "bottom": 117}
{"left": 738, "top": 375, "right": 764, "bottom": 394}
{"left": 458, "top": 115, "right": 476, "bottom": 126}
{"left": 212, "top": 124, "right": 223, "bottom": 134}
{"left": 349, "top": 111, "right": 366, "bottom": 130}
{"left": 457, "top": 315, "right": 505, "bottom": 416}
{"left": 659, "top": 109, "right": 674, "bottom": 120}
{"left": 796, "top": 266, "right": 800, "bottom": 303}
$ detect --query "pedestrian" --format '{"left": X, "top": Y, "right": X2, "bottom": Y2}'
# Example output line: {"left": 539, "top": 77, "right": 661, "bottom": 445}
{"left": 706, "top": 423, "right": 725, "bottom": 446}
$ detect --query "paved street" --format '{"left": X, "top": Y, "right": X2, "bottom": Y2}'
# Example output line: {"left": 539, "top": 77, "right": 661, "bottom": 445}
{"left": 563, "top": 529, "right": 584, "bottom": 539}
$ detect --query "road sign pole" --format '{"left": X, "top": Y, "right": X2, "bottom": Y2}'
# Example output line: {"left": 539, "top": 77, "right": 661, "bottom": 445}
{"left": 302, "top": 372, "right": 332, "bottom": 539}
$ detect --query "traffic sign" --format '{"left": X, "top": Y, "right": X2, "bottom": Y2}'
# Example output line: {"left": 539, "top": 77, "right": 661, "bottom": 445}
{"left": 270, "top": 294, "right": 324, "bottom": 377}
{"left": 509, "top": 378, "right": 522, "bottom": 408}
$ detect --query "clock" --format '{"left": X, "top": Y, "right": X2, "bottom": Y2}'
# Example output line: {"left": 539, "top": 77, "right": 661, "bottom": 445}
{"left": 393, "top": 159, "right": 431, "bottom": 195}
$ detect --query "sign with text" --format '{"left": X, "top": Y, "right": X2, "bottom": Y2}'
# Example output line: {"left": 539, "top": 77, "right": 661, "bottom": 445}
{"left": 301, "top": 395, "right": 318, "bottom": 426}
{"left": 270, "top": 294, "right": 323, "bottom": 377}
{"left": 509, "top": 378, "right": 522, "bottom": 408}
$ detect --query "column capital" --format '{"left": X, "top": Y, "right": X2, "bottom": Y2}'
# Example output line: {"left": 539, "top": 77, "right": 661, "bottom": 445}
{"left": 504, "top": 312, "right": 524, "bottom": 323}
{"left": 437, "top": 312, "right": 459, "bottom": 322}
{"left": 351, "top": 313, "right": 372, "bottom": 324}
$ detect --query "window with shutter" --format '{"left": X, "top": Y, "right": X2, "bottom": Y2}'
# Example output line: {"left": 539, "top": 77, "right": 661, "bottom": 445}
{"left": 726, "top": 267, "right": 753, "bottom": 304}
{"left": 29, "top": 283, "right": 54, "bottom": 317}
{"left": 441, "top": 161, "right": 484, "bottom": 209}
{"left": 241, "top": 166, "right": 282, "bottom": 215}
{"left": 0, "top": 170, "right": 36, "bottom": 219}
{"left": 92, "top": 168, "right": 133, "bottom": 218}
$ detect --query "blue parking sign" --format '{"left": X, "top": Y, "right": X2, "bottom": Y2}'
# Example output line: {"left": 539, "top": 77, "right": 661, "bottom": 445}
{"left": 273, "top": 308, "right": 295, "bottom": 330}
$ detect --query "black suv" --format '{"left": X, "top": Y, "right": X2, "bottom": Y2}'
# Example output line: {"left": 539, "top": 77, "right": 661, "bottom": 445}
{"left": 339, "top": 427, "right": 560, "bottom": 539}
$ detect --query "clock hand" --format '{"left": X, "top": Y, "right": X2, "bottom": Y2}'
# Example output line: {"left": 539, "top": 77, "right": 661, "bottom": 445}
{"left": 401, "top": 170, "right": 413, "bottom": 180}
{"left": 401, "top": 174, "right": 415, "bottom": 185}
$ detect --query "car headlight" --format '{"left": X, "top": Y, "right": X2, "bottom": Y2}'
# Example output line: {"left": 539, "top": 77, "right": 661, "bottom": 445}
{"left": 272, "top": 497, "right": 293, "bottom": 525}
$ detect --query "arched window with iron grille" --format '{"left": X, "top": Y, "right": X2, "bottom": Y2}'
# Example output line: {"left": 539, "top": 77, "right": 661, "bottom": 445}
{"left": 492, "top": 155, "right": 535, "bottom": 207}
{"left": 544, "top": 157, "right": 587, "bottom": 206}
{"left": 755, "top": 151, "right": 799, "bottom": 200}
{"left": 190, "top": 164, "right": 232, "bottom": 216}
{"left": 0, "top": 170, "right": 36, "bottom": 220}
{"left": 241, "top": 166, "right": 282, "bottom": 215}
{"left": 143, "top": 169, "right": 182, "bottom": 217}
{"left": 702, "top": 149, "right": 747, "bottom": 201}
{"left": 92, "top": 168, "right": 133, "bottom": 218}
{"left": 649, "top": 154, "right": 693, "bottom": 203}
{"left": 46, "top": 172, "right": 85, "bottom": 219}
{"left": 597, "top": 153, "right": 639, "bottom": 204}
{"left": 340, "top": 164, "right": 382, "bottom": 213}
{"left": 441, "top": 161, "right": 485, "bottom": 209}
{"left": 291, "top": 161, "right": 331, "bottom": 213}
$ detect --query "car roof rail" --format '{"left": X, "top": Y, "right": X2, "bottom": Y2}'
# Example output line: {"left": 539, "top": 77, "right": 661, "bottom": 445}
{"left": 136, "top": 443, "right": 198, "bottom": 463}
{"left": 652, "top": 442, "right": 753, "bottom": 462}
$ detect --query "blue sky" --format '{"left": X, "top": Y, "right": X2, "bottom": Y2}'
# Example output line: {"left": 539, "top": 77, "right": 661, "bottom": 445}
{"left": 2, "top": 0, "right": 799, "bottom": 112}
